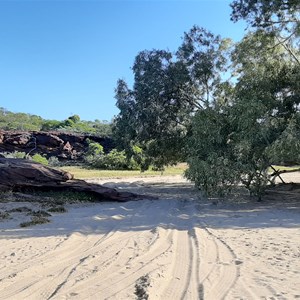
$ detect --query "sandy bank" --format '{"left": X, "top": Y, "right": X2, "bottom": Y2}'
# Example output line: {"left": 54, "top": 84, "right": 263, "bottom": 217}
{"left": 0, "top": 174, "right": 299, "bottom": 299}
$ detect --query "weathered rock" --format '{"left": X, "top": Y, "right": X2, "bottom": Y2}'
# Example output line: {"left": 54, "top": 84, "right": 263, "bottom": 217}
{"left": 0, "top": 158, "right": 140, "bottom": 202}
{"left": 0, "top": 130, "right": 115, "bottom": 161}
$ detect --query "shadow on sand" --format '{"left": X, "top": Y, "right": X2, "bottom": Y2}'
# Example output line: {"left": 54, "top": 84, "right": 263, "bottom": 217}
{"left": 1, "top": 180, "right": 299, "bottom": 239}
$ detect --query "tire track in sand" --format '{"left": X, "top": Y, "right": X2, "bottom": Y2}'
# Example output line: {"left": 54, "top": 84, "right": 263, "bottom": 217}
{"left": 198, "top": 226, "right": 240, "bottom": 300}
{"left": 59, "top": 227, "right": 173, "bottom": 299}
{"left": 0, "top": 200, "right": 155, "bottom": 299}
{"left": 1, "top": 228, "right": 147, "bottom": 300}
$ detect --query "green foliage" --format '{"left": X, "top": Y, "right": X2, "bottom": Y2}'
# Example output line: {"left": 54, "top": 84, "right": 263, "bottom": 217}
{"left": 2, "top": 151, "right": 52, "bottom": 166}
{"left": 177, "top": 26, "right": 231, "bottom": 108}
{"left": 230, "top": 0, "right": 300, "bottom": 66}
{"left": 32, "top": 154, "right": 49, "bottom": 166}
{"left": 267, "top": 116, "right": 300, "bottom": 165}
{"left": 85, "top": 148, "right": 139, "bottom": 170}
{"left": 0, "top": 108, "right": 43, "bottom": 131}
{"left": 185, "top": 108, "right": 241, "bottom": 196}
{"left": 113, "top": 22, "right": 299, "bottom": 200}
{"left": 186, "top": 30, "right": 300, "bottom": 199}
{"left": 230, "top": 0, "right": 300, "bottom": 32}
{"left": 41, "top": 120, "right": 61, "bottom": 131}
{"left": 0, "top": 108, "right": 112, "bottom": 137}
{"left": 113, "top": 51, "right": 188, "bottom": 169}
{"left": 55, "top": 117, "right": 112, "bottom": 136}
{"left": 113, "top": 26, "right": 230, "bottom": 170}
{"left": 62, "top": 118, "right": 75, "bottom": 128}
{"left": 84, "top": 139, "right": 147, "bottom": 171}
{"left": 86, "top": 140, "right": 104, "bottom": 156}
{"left": 130, "top": 145, "right": 148, "bottom": 171}
{"left": 48, "top": 156, "right": 61, "bottom": 167}
{"left": 2, "top": 151, "right": 27, "bottom": 159}
{"left": 94, "top": 149, "right": 128, "bottom": 170}
{"left": 68, "top": 114, "right": 80, "bottom": 123}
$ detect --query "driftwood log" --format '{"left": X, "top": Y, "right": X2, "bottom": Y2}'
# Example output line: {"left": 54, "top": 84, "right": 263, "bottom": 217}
{"left": 0, "top": 158, "right": 140, "bottom": 202}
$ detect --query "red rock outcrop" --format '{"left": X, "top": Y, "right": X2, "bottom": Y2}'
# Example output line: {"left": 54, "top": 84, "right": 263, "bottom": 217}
{"left": 0, "top": 158, "right": 140, "bottom": 202}
{"left": 0, "top": 131, "right": 114, "bottom": 161}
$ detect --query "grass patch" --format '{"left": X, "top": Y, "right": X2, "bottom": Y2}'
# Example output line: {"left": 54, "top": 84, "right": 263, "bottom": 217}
{"left": 271, "top": 165, "right": 300, "bottom": 172}
{"left": 33, "top": 190, "right": 98, "bottom": 203}
{"left": 20, "top": 216, "right": 50, "bottom": 228}
{"left": 60, "top": 163, "right": 187, "bottom": 180}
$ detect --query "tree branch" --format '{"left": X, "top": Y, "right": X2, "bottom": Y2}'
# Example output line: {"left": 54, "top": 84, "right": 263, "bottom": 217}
{"left": 273, "top": 31, "right": 300, "bottom": 66}
{"left": 269, "top": 165, "right": 286, "bottom": 184}
{"left": 270, "top": 166, "right": 300, "bottom": 177}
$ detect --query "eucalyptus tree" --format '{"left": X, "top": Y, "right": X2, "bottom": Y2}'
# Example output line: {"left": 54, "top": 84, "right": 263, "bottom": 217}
{"left": 114, "top": 50, "right": 190, "bottom": 169}
{"left": 186, "top": 30, "right": 300, "bottom": 199}
{"left": 177, "top": 26, "right": 232, "bottom": 109}
{"left": 231, "top": 0, "right": 300, "bottom": 64}
{"left": 231, "top": 0, "right": 300, "bottom": 31}
{"left": 113, "top": 26, "right": 230, "bottom": 169}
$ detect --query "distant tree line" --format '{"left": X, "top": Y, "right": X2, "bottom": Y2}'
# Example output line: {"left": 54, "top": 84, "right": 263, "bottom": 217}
{"left": 113, "top": 0, "right": 300, "bottom": 199}
{"left": 0, "top": 108, "right": 112, "bottom": 137}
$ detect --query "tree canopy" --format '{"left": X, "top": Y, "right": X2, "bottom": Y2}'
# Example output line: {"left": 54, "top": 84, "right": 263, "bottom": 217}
{"left": 230, "top": 0, "right": 300, "bottom": 31}
{"left": 113, "top": 4, "right": 300, "bottom": 199}
{"left": 0, "top": 108, "right": 112, "bottom": 137}
{"left": 113, "top": 26, "right": 231, "bottom": 170}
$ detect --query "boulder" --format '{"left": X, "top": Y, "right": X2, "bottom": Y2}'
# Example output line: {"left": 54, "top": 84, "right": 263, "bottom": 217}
{"left": 0, "top": 158, "right": 140, "bottom": 202}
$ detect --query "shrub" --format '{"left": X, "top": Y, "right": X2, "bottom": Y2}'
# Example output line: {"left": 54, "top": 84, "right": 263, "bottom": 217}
{"left": 86, "top": 149, "right": 139, "bottom": 170}
{"left": 32, "top": 154, "right": 48, "bottom": 166}
{"left": 86, "top": 140, "right": 104, "bottom": 156}
{"left": 48, "top": 156, "right": 61, "bottom": 167}
{"left": 2, "top": 151, "right": 27, "bottom": 159}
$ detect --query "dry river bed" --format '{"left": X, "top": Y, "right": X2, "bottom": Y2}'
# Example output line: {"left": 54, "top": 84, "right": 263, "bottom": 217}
{"left": 0, "top": 174, "right": 300, "bottom": 299}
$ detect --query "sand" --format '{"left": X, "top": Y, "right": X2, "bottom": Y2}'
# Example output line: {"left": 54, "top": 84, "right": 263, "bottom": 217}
{"left": 0, "top": 174, "right": 300, "bottom": 299}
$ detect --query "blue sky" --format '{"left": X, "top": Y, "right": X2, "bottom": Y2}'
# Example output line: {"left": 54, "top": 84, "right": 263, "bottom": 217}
{"left": 0, "top": 0, "right": 246, "bottom": 122}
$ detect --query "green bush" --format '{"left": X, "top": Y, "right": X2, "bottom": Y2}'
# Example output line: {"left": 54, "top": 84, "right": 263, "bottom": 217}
{"left": 86, "top": 140, "right": 104, "bottom": 156}
{"left": 2, "top": 151, "right": 27, "bottom": 159}
{"left": 32, "top": 154, "right": 49, "bottom": 166}
{"left": 48, "top": 156, "right": 61, "bottom": 167}
{"left": 85, "top": 148, "right": 139, "bottom": 170}
{"left": 91, "top": 149, "right": 127, "bottom": 170}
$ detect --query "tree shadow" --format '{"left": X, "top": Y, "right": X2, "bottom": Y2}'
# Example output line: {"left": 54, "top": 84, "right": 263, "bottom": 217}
{"left": 1, "top": 180, "right": 299, "bottom": 239}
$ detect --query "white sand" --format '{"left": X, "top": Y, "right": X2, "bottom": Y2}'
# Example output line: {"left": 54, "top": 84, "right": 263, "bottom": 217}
{"left": 0, "top": 174, "right": 300, "bottom": 299}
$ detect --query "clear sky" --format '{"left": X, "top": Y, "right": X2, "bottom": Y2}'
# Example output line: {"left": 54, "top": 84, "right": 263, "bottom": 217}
{"left": 0, "top": 0, "right": 246, "bottom": 122}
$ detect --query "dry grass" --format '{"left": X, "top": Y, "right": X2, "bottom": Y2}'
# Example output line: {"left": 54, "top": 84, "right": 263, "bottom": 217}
{"left": 272, "top": 165, "right": 300, "bottom": 171}
{"left": 60, "top": 164, "right": 187, "bottom": 180}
